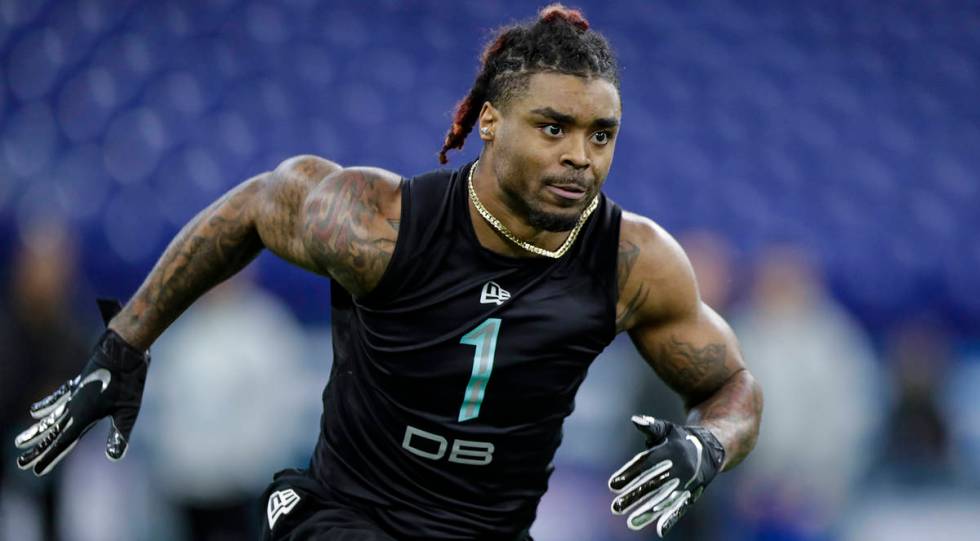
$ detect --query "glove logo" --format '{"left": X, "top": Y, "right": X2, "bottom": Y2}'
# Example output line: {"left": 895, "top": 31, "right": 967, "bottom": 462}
{"left": 79, "top": 368, "right": 112, "bottom": 393}
{"left": 267, "top": 488, "right": 301, "bottom": 530}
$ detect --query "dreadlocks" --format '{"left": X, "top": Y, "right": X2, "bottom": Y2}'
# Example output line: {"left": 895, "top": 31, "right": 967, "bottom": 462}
{"left": 438, "top": 3, "right": 620, "bottom": 164}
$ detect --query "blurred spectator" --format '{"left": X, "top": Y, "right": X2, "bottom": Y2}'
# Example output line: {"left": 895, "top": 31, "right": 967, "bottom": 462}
{"left": 875, "top": 321, "right": 954, "bottom": 485}
{"left": 133, "top": 271, "right": 318, "bottom": 540}
{"left": 0, "top": 219, "right": 89, "bottom": 541}
{"left": 839, "top": 324, "right": 980, "bottom": 541}
{"left": 945, "top": 345, "right": 980, "bottom": 485}
{"left": 728, "top": 245, "right": 882, "bottom": 540}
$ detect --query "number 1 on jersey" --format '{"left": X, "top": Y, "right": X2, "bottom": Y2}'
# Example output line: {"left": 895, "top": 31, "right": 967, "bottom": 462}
{"left": 458, "top": 318, "right": 502, "bottom": 422}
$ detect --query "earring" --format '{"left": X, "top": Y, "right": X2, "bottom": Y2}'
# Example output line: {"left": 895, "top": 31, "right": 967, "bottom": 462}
{"left": 481, "top": 127, "right": 490, "bottom": 135}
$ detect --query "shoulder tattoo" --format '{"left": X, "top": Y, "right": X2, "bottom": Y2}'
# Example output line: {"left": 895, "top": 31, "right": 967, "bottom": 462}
{"left": 303, "top": 169, "right": 400, "bottom": 297}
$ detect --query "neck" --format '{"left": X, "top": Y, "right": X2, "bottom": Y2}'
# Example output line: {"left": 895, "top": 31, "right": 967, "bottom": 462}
{"left": 468, "top": 155, "right": 573, "bottom": 258}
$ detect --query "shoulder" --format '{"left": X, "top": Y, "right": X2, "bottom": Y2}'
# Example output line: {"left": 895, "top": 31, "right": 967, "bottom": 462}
{"left": 273, "top": 155, "right": 402, "bottom": 208}
{"left": 616, "top": 211, "right": 700, "bottom": 331}
{"left": 309, "top": 165, "right": 402, "bottom": 216}
{"left": 268, "top": 154, "right": 403, "bottom": 226}
{"left": 272, "top": 154, "right": 342, "bottom": 180}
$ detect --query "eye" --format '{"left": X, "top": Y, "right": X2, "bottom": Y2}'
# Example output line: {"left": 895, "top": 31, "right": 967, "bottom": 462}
{"left": 591, "top": 131, "right": 611, "bottom": 145}
{"left": 542, "top": 124, "right": 564, "bottom": 137}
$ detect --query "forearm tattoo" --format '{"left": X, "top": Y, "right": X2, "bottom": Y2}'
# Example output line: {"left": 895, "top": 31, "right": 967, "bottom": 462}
{"left": 111, "top": 180, "right": 265, "bottom": 350}
{"left": 302, "top": 169, "right": 399, "bottom": 298}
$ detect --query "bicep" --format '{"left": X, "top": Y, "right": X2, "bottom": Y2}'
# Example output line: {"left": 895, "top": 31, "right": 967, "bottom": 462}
{"left": 629, "top": 302, "right": 746, "bottom": 407}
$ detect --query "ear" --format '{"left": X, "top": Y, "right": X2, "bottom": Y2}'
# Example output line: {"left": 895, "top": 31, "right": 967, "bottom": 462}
{"left": 478, "top": 102, "right": 499, "bottom": 140}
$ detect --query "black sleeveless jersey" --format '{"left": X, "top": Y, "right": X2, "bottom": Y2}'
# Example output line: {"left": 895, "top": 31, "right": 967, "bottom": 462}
{"left": 311, "top": 161, "right": 622, "bottom": 540}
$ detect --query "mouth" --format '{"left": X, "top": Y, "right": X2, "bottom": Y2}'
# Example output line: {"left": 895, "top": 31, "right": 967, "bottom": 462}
{"left": 547, "top": 185, "right": 587, "bottom": 201}
{"left": 545, "top": 182, "right": 588, "bottom": 201}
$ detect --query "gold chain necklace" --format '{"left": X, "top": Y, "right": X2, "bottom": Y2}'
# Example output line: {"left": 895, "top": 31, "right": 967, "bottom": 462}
{"left": 467, "top": 159, "right": 599, "bottom": 259}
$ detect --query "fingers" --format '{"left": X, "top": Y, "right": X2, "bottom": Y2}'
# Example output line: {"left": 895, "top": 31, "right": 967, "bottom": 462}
{"left": 29, "top": 382, "right": 106, "bottom": 476}
{"left": 609, "top": 452, "right": 670, "bottom": 495}
{"left": 16, "top": 413, "right": 84, "bottom": 476}
{"left": 626, "top": 488, "right": 689, "bottom": 533}
{"left": 631, "top": 415, "right": 670, "bottom": 447}
{"left": 105, "top": 417, "right": 129, "bottom": 461}
{"left": 20, "top": 372, "right": 110, "bottom": 475}
{"left": 19, "top": 385, "right": 102, "bottom": 476}
{"left": 616, "top": 477, "right": 679, "bottom": 521}
{"left": 29, "top": 376, "right": 79, "bottom": 419}
{"left": 654, "top": 492, "right": 691, "bottom": 538}
{"left": 608, "top": 442, "right": 675, "bottom": 492}
{"left": 15, "top": 402, "right": 69, "bottom": 448}
{"left": 610, "top": 460, "right": 673, "bottom": 513}
{"left": 609, "top": 449, "right": 652, "bottom": 491}
{"left": 31, "top": 414, "right": 98, "bottom": 476}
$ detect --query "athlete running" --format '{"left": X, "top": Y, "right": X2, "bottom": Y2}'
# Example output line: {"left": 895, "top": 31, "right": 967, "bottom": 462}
{"left": 15, "top": 5, "right": 762, "bottom": 540}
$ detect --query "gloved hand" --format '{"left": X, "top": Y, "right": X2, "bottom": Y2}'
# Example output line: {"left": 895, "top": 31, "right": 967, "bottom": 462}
{"left": 14, "top": 298, "right": 150, "bottom": 476}
{"left": 608, "top": 415, "right": 726, "bottom": 537}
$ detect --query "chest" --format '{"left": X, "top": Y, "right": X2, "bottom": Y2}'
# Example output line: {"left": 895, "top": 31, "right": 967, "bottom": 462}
{"left": 351, "top": 264, "right": 615, "bottom": 423}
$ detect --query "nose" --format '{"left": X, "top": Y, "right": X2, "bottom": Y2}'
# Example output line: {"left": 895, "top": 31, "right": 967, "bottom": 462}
{"left": 560, "top": 135, "right": 591, "bottom": 170}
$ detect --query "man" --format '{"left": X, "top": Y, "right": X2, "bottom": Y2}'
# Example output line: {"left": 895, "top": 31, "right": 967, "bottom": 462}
{"left": 15, "top": 5, "right": 762, "bottom": 540}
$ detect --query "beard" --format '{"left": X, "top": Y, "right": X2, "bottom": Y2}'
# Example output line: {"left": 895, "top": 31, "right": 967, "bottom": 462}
{"left": 491, "top": 154, "right": 598, "bottom": 233}
{"left": 500, "top": 179, "right": 590, "bottom": 232}
{"left": 516, "top": 196, "right": 581, "bottom": 231}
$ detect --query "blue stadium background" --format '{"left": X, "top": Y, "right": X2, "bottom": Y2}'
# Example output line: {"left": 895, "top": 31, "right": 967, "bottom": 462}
{"left": 1, "top": 0, "right": 977, "bottom": 334}
{"left": 1, "top": 1, "right": 979, "bottom": 540}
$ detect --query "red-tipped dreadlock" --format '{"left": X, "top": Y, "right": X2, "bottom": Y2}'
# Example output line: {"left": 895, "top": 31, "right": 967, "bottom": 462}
{"left": 438, "top": 3, "right": 619, "bottom": 164}
{"left": 539, "top": 3, "right": 588, "bottom": 30}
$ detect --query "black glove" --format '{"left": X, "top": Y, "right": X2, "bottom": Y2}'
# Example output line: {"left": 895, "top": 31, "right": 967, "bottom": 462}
{"left": 608, "top": 415, "right": 725, "bottom": 537}
{"left": 14, "top": 299, "right": 150, "bottom": 476}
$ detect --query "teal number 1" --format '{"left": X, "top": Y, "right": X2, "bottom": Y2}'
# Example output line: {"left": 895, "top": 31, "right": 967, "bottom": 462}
{"left": 457, "top": 318, "right": 502, "bottom": 422}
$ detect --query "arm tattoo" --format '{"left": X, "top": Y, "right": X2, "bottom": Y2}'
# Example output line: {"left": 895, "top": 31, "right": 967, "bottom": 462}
{"left": 302, "top": 170, "right": 399, "bottom": 297}
{"left": 111, "top": 180, "right": 265, "bottom": 350}
{"left": 658, "top": 335, "right": 729, "bottom": 394}
{"left": 616, "top": 239, "right": 647, "bottom": 333}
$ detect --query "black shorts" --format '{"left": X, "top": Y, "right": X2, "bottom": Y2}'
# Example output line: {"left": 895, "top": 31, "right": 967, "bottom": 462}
{"left": 260, "top": 468, "right": 396, "bottom": 541}
{"left": 259, "top": 468, "right": 534, "bottom": 541}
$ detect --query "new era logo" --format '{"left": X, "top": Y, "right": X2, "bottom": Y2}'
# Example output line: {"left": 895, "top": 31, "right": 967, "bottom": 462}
{"left": 267, "top": 488, "right": 301, "bottom": 530}
{"left": 480, "top": 281, "right": 511, "bottom": 305}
